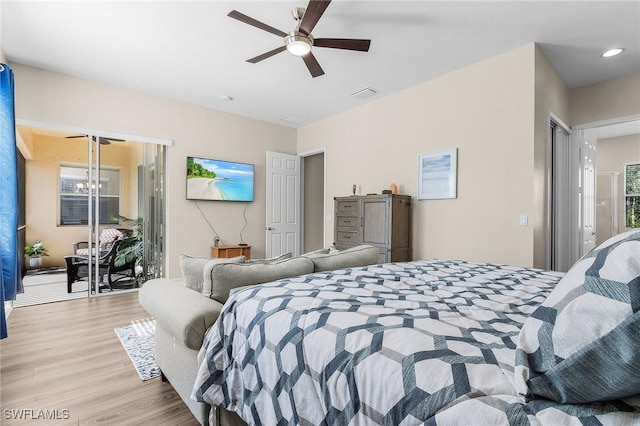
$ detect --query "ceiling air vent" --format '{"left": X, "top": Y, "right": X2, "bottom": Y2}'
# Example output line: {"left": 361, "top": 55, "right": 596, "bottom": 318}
{"left": 281, "top": 115, "right": 308, "bottom": 125}
{"left": 351, "top": 87, "right": 378, "bottom": 100}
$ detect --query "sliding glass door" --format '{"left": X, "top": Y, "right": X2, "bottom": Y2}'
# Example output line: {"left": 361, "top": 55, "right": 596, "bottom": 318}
{"left": 86, "top": 135, "right": 118, "bottom": 295}
{"left": 16, "top": 123, "right": 167, "bottom": 305}
{"left": 59, "top": 132, "right": 165, "bottom": 296}
{"left": 138, "top": 142, "right": 166, "bottom": 283}
{"left": 84, "top": 135, "right": 166, "bottom": 296}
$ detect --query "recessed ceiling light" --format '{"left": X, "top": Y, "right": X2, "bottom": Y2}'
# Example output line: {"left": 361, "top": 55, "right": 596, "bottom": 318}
{"left": 601, "top": 48, "right": 624, "bottom": 58}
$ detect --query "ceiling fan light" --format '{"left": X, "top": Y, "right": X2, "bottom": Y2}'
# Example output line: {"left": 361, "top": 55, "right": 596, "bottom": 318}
{"left": 601, "top": 48, "right": 624, "bottom": 58}
{"left": 285, "top": 32, "right": 313, "bottom": 56}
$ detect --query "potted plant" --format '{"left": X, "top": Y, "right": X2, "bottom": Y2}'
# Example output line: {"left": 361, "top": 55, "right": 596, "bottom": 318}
{"left": 112, "top": 215, "right": 144, "bottom": 271}
{"left": 25, "top": 241, "right": 49, "bottom": 269}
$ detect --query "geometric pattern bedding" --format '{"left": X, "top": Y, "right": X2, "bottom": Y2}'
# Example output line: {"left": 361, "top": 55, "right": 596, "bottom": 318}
{"left": 515, "top": 229, "right": 640, "bottom": 405}
{"left": 192, "top": 259, "right": 640, "bottom": 425}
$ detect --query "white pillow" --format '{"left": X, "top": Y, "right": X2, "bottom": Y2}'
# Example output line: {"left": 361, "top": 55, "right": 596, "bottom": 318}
{"left": 514, "top": 229, "right": 640, "bottom": 403}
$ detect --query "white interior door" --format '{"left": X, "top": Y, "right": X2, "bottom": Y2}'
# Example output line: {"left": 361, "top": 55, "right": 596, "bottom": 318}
{"left": 266, "top": 151, "right": 301, "bottom": 257}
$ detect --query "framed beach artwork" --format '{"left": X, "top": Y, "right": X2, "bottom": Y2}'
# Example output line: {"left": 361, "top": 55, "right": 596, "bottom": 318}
{"left": 418, "top": 149, "right": 458, "bottom": 200}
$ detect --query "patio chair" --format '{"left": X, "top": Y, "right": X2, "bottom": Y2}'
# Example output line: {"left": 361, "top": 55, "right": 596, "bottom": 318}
{"left": 65, "top": 238, "right": 137, "bottom": 293}
{"left": 73, "top": 228, "right": 132, "bottom": 257}
{"left": 100, "top": 239, "right": 138, "bottom": 291}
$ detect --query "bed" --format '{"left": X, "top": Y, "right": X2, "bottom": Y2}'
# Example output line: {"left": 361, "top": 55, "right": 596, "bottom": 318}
{"left": 193, "top": 230, "right": 640, "bottom": 425}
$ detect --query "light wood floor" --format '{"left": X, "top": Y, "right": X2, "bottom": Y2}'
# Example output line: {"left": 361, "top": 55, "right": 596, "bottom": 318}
{"left": 0, "top": 292, "right": 200, "bottom": 425}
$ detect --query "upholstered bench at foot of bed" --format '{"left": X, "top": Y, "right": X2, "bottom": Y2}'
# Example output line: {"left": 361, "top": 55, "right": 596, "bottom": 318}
{"left": 139, "top": 278, "right": 223, "bottom": 425}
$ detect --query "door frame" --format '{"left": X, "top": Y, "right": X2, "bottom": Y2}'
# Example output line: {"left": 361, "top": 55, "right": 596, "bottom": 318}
{"left": 546, "top": 113, "right": 640, "bottom": 270}
{"left": 17, "top": 119, "right": 173, "bottom": 146}
{"left": 264, "top": 148, "right": 327, "bottom": 257}
{"left": 574, "top": 114, "right": 640, "bottom": 243}
{"left": 299, "top": 147, "right": 327, "bottom": 250}
{"left": 16, "top": 118, "right": 172, "bottom": 297}
{"left": 546, "top": 112, "right": 575, "bottom": 271}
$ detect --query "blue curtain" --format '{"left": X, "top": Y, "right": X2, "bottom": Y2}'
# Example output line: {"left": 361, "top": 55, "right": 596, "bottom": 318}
{"left": 0, "top": 63, "right": 20, "bottom": 339}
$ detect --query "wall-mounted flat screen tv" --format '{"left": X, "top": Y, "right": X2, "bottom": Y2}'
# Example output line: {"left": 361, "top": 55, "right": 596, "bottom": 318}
{"left": 186, "top": 156, "right": 255, "bottom": 202}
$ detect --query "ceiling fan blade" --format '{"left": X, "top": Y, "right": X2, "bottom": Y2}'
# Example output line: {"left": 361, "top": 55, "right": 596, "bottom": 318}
{"left": 228, "top": 10, "right": 287, "bottom": 38}
{"left": 247, "top": 46, "right": 287, "bottom": 63}
{"left": 299, "top": 0, "right": 331, "bottom": 36}
{"left": 302, "top": 52, "right": 325, "bottom": 78}
{"left": 101, "top": 137, "right": 125, "bottom": 143}
{"left": 314, "top": 38, "right": 371, "bottom": 52}
{"left": 65, "top": 134, "right": 123, "bottom": 143}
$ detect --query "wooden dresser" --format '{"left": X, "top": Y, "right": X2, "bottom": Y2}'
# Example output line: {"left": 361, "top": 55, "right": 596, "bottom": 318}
{"left": 334, "top": 194, "right": 411, "bottom": 263}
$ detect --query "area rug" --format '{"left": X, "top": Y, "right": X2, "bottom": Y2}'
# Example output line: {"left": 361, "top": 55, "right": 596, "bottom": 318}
{"left": 114, "top": 318, "right": 161, "bottom": 381}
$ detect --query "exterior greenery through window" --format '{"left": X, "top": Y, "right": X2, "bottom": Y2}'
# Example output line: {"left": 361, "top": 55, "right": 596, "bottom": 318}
{"left": 59, "top": 165, "right": 120, "bottom": 226}
{"left": 626, "top": 163, "right": 640, "bottom": 228}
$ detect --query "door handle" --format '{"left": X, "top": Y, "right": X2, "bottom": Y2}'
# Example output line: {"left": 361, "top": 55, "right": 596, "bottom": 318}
{"left": 267, "top": 227, "right": 275, "bottom": 231}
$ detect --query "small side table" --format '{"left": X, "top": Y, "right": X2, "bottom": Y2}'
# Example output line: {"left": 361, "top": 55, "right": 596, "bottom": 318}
{"left": 211, "top": 244, "right": 251, "bottom": 260}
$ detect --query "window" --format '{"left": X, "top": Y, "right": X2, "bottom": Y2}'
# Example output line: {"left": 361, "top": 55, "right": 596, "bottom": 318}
{"left": 625, "top": 163, "right": 640, "bottom": 228}
{"left": 59, "top": 165, "right": 120, "bottom": 226}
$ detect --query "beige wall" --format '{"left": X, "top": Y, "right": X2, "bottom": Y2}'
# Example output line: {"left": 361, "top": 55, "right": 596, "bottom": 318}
{"left": 11, "top": 45, "right": 639, "bottom": 274}
{"left": 298, "top": 44, "right": 539, "bottom": 267}
{"left": 533, "top": 47, "right": 571, "bottom": 268}
{"left": 20, "top": 131, "right": 141, "bottom": 266}
{"left": 0, "top": 5, "right": 5, "bottom": 63}
{"left": 11, "top": 62, "right": 297, "bottom": 277}
{"left": 597, "top": 134, "right": 640, "bottom": 236}
{"left": 570, "top": 73, "right": 640, "bottom": 126}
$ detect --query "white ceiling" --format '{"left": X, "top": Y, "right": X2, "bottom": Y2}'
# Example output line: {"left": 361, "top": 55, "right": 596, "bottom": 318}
{"left": 587, "top": 119, "right": 640, "bottom": 140}
{"left": 2, "top": 1, "right": 639, "bottom": 128}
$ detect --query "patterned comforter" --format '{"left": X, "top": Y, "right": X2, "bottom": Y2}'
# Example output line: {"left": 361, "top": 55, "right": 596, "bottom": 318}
{"left": 193, "top": 260, "right": 640, "bottom": 425}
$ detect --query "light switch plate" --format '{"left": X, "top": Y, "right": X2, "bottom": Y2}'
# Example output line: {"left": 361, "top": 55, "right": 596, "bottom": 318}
{"left": 519, "top": 215, "right": 528, "bottom": 226}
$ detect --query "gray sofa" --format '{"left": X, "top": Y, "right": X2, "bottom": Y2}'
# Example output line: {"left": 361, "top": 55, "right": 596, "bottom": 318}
{"left": 139, "top": 244, "right": 379, "bottom": 426}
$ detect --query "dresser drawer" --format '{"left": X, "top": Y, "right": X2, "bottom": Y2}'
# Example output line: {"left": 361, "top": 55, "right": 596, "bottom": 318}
{"left": 336, "top": 230, "right": 358, "bottom": 244}
{"left": 336, "top": 216, "right": 358, "bottom": 229}
{"left": 336, "top": 200, "right": 359, "bottom": 214}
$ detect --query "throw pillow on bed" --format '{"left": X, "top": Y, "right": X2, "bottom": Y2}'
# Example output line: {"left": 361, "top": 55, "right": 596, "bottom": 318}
{"left": 179, "top": 254, "right": 245, "bottom": 293}
{"left": 514, "top": 229, "right": 640, "bottom": 403}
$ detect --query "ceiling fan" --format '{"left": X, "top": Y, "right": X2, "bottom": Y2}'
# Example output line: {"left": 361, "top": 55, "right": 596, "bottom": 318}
{"left": 228, "top": 0, "right": 371, "bottom": 78}
{"left": 65, "top": 134, "right": 125, "bottom": 145}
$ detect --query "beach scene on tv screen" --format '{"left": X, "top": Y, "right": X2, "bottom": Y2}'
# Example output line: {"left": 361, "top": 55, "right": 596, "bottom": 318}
{"left": 187, "top": 157, "right": 254, "bottom": 201}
